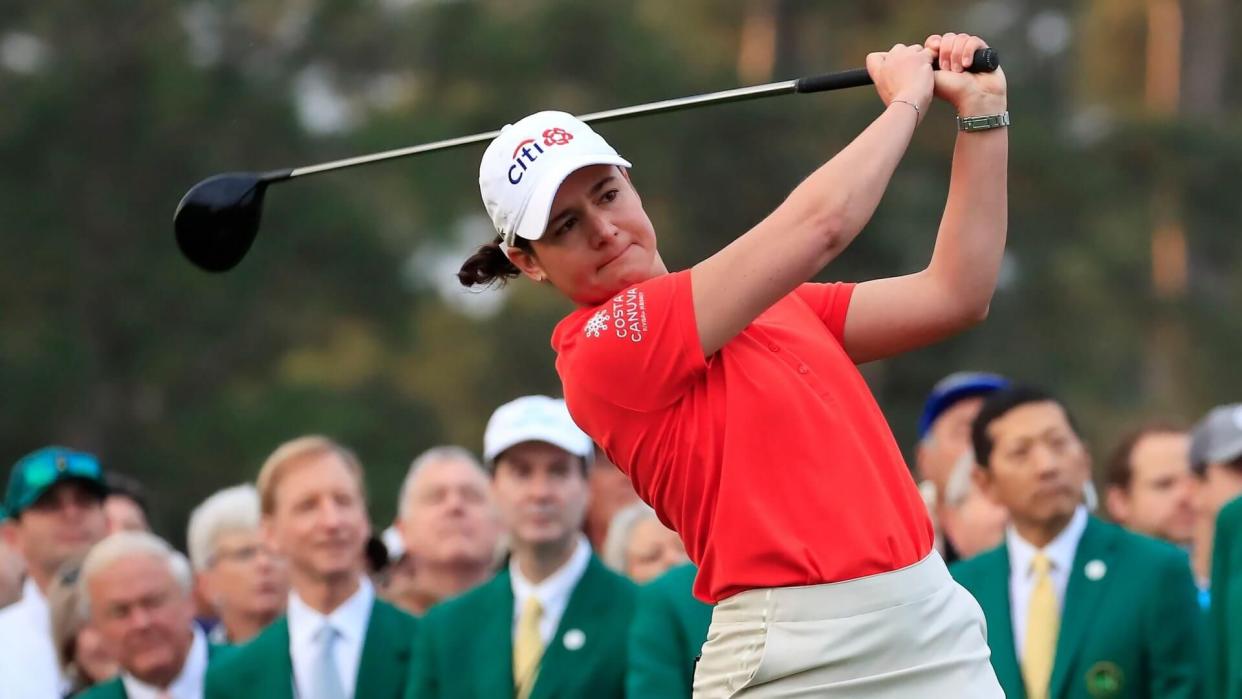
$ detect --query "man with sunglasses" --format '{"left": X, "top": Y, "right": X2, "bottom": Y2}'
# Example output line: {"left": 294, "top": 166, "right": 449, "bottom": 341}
{"left": 0, "top": 446, "right": 110, "bottom": 698}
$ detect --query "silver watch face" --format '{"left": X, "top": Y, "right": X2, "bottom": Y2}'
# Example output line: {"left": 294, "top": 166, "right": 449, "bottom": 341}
{"left": 958, "top": 112, "right": 1009, "bottom": 132}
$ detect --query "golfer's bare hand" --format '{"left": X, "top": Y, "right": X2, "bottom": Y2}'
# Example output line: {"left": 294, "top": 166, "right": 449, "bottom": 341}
{"left": 926, "top": 33, "right": 1007, "bottom": 115}
{"left": 866, "top": 43, "right": 934, "bottom": 124}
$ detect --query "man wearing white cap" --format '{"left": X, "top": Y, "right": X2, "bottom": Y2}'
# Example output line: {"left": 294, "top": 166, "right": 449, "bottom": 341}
{"left": 1191, "top": 404, "right": 1242, "bottom": 578}
{"left": 405, "top": 396, "right": 635, "bottom": 699}
{"left": 1188, "top": 403, "right": 1242, "bottom": 697}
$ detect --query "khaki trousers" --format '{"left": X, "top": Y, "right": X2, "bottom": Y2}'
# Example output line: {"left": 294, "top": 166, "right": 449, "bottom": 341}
{"left": 692, "top": 552, "right": 1003, "bottom": 698}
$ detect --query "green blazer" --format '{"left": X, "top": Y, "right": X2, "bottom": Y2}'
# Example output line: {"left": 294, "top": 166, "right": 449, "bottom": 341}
{"left": 75, "top": 678, "right": 127, "bottom": 699}
{"left": 203, "top": 597, "right": 417, "bottom": 699}
{"left": 625, "top": 563, "right": 712, "bottom": 699}
{"left": 76, "top": 642, "right": 226, "bottom": 698}
{"left": 406, "top": 554, "right": 636, "bottom": 699}
{"left": 951, "top": 516, "right": 1203, "bottom": 699}
{"left": 1211, "top": 495, "right": 1242, "bottom": 698}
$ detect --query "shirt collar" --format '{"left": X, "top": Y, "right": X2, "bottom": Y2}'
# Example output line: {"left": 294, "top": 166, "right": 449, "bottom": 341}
{"left": 17, "top": 577, "right": 49, "bottom": 630}
{"left": 1007, "top": 505, "right": 1088, "bottom": 578}
{"left": 287, "top": 576, "right": 374, "bottom": 648}
{"left": 509, "top": 534, "right": 591, "bottom": 610}
{"left": 120, "top": 625, "right": 208, "bottom": 699}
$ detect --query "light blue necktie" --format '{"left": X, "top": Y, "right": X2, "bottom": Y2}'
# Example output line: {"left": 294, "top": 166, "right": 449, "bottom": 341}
{"left": 312, "top": 623, "right": 348, "bottom": 699}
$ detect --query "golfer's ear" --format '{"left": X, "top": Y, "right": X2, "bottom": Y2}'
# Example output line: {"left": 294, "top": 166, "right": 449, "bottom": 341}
{"left": 506, "top": 246, "right": 546, "bottom": 283}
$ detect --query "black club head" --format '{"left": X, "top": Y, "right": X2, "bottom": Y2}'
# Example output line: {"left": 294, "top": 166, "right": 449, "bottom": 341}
{"left": 174, "top": 172, "right": 272, "bottom": 272}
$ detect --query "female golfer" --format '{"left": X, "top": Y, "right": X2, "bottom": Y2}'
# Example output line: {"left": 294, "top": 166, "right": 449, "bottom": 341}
{"left": 461, "top": 33, "right": 1007, "bottom": 697}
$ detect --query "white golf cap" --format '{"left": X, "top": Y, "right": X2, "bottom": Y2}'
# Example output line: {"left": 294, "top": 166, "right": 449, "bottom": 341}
{"left": 1190, "top": 403, "right": 1242, "bottom": 469}
{"left": 483, "top": 395, "right": 594, "bottom": 464}
{"left": 479, "top": 111, "right": 631, "bottom": 248}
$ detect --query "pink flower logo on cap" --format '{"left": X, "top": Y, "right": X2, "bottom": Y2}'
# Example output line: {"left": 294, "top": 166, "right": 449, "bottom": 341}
{"left": 543, "top": 128, "right": 574, "bottom": 147}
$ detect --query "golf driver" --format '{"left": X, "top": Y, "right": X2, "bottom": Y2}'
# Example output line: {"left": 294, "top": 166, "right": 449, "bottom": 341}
{"left": 174, "top": 48, "right": 999, "bottom": 272}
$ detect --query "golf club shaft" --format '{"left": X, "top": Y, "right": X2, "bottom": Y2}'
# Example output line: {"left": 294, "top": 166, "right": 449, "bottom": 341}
{"left": 279, "top": 48, "right": 998, "bottom": 181}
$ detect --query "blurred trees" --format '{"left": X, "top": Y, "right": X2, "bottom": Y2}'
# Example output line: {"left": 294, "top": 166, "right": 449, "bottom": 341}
{"left": 1, "top": 0, "right": 1239, "bottom": 538}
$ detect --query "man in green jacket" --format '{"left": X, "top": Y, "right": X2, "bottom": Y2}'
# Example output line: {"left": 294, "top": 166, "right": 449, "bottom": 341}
{"left": 625, "top": 562, "right": 712, "bottom": 698}
{"left": 77, "top": 531, "right": 215, "bottom": 699}
{"left": 1195, "top": 403, "right": 1242, "bottom": 698}
{"left": 205, "top": 436, "right": 416, "bottom": 699}
{"left": 1212, "top": 496, "right": 1242, "bottom": 698}
{"left": 951, "top": 385, "right": 1202, "bottom": 699}
{"left": 407, "top": 396, "right": 636, "bottom": 699}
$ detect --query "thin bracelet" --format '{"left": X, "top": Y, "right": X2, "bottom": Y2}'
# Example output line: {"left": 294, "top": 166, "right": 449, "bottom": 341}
{"left": 890, "top": 99, "right": 920, "bottom": 118}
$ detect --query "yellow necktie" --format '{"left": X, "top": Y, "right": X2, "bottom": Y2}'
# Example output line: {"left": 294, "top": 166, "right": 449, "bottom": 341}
{"left": 1023, "top": 551, "right": 1060, "bottom": 699}
{"left": 513, "top": 596, "right": 545, "bottom": 699}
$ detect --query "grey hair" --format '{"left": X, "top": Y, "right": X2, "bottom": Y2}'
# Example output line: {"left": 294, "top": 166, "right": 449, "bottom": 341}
{"left": 943, "top": 450, "right": 978, "bottom": 509}
{"left": 397, "top": 445, "right": 486, "bottom": 520}
{"left": 186, "top": 484, "right": 261, "bottom": 572}
{"left": 78, "top": 531, "right": 192, "bottom": 619}
{"left": 602, "top": 501, "right": 659, "bottom": 573}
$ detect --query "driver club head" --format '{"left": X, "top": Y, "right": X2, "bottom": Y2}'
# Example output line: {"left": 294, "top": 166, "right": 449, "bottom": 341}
{"left": 174, "top": 172, "right": 276, "bottom": 272}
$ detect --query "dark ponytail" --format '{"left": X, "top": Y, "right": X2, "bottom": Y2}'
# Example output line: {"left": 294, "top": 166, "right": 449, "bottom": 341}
{"left": 457, "top": 237, "right": 526, "bottom": 288}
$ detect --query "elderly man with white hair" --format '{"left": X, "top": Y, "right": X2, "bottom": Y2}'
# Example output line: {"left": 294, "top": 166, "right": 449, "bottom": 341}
{"left": 602, "top": 501, "right": 687, "bottom": 584}
{"left": 76, "top": 531, "right": 214, "bottom": 699}
{"left": 389, "top": 445, "right": 501, "bottom": 615}
{"left": 187, "top": 484, "right": 288, "bottom": 644}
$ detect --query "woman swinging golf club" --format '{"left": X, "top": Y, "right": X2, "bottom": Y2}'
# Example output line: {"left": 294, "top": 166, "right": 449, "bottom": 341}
{"left": 461, "top": 32, "right": 1006, "bottom": 697}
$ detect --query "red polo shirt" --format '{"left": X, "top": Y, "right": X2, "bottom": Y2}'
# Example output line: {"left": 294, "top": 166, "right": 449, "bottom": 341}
{"left": 552, "top": 270, "right": 932, "bottom": 603}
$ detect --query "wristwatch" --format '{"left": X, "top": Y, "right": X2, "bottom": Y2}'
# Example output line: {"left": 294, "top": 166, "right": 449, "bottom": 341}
{"left": 956, "top": 111, "right": 1010, "bottom": 132}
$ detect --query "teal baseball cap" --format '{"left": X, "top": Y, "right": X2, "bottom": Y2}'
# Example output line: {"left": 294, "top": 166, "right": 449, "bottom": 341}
{"left": 4, "top": 447, "right": 107, "bottom": 519}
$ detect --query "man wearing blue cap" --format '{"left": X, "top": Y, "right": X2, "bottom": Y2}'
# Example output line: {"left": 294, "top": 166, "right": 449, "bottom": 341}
{"left": 917, "top": 371, "right": 1010, "bottom": 563}
{"left": 0, "top": 446, "right": 110, "bottom": 698}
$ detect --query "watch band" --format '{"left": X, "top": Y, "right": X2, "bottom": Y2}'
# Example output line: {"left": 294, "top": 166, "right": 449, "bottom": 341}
{"left": 956, "top": 111, "right": 1010, "bottom": 132}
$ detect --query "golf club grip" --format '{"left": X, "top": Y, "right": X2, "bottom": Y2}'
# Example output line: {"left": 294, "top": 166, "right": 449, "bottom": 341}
{"left": 795, "top": 47, "right": 999, "bottom": 94}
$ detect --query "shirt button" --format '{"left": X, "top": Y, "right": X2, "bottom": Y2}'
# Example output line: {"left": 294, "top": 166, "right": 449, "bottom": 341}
{"left": 768, "top": 344, "right": 780, "bottom": 352}
{"left": 798, "top": 365, "right": 809, "bottom": 374}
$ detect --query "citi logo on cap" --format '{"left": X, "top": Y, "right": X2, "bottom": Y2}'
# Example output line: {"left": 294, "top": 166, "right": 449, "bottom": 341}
{"left": 508, "top": 128, "right": 576, "bottom": 185}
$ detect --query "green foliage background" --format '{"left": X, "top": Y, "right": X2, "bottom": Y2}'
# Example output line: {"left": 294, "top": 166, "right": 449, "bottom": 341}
{"left": 2, "top": 0, "right": 1239, "bottom": 541}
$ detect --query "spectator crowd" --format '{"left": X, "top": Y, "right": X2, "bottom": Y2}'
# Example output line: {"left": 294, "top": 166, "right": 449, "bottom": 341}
{"left": 1, "top": 378, "right": 1240, "bottom": 698}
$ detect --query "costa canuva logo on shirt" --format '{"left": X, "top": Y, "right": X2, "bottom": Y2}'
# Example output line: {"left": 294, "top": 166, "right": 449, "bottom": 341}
{"left": 507, "top": 128, "right": 575, "bottom": 185}
{"left": 584, "top": 288, "right": 648, "bottom": 342}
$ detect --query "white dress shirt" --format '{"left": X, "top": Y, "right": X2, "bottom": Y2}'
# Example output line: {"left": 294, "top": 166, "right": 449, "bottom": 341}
{"left": 509, "top": 535, "right": 591, "bottom": 644}
{"left": 287, "top": 576, "right": 374, "bottom": 699}
{"left": 121, "top": 625, "right": 209, "bottom": 699}
{"left": 0, "top": 578, "right": 68, "bottom": 698}
{"left": 1007, "top": 505, "right": 1088, "bottom": 660}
